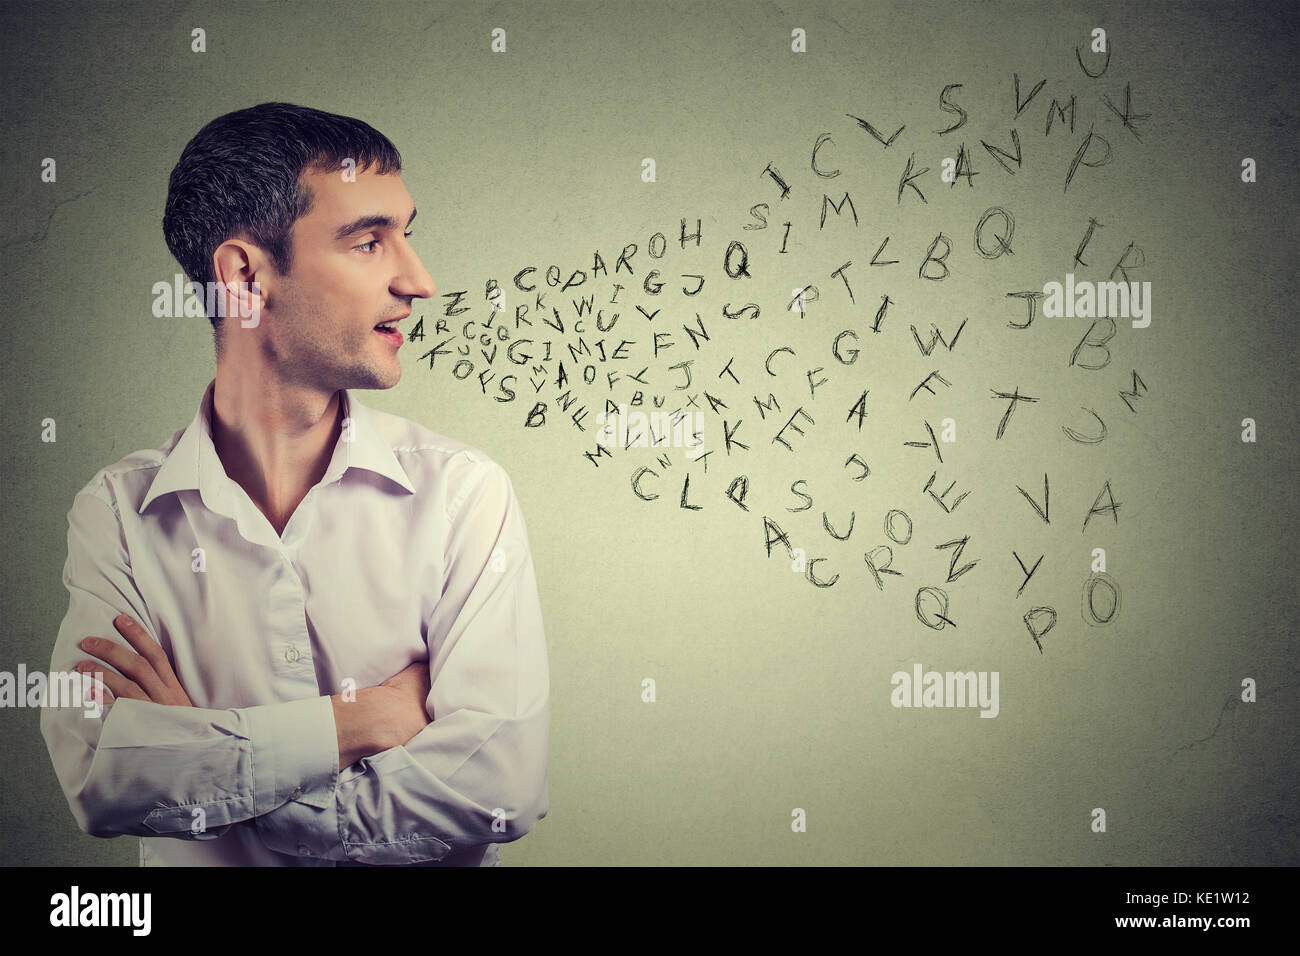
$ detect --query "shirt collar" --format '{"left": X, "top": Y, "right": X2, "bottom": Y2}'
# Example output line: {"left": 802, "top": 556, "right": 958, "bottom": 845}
{"left": 139, "top": 379, "right": 415, "bottom": 515}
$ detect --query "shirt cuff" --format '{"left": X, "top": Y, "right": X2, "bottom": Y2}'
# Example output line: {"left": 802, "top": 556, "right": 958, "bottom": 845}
{"left": 243, "top": 695, "right": 338, "bottom": 817}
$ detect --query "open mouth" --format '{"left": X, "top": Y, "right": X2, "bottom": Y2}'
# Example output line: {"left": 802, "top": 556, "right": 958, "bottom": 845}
{"left": 373, "top": 323, "right": 403, "bottom": 345}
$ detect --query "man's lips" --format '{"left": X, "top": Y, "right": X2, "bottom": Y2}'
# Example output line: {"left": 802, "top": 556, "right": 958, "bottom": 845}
{"left": 373, "top": 310, "right": 409, "bottom": 344}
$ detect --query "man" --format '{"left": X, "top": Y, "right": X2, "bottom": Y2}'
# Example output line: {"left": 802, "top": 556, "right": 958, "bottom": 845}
{"left": 39, "top": 102, "right": 549, "bottom": 866}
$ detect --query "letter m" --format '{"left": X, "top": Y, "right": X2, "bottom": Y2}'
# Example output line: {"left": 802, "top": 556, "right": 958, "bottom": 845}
{"left": 1096, "top": 281, "right": 1129, "bottom": 318}
{"left": 52, "top": 670, "right": 81, "bottom": 707}
{"left": 582, "top": 443, "right": 613, "bottom": 468}
{"left": 945, "top": 671, "right": 976, "bottom": 708}
{"left": 101, "top": 893, "right": 130, "bottom": 925}
{"left": 820, "top": 192, "right": 859, "bottom": 229}
{"left": 1118, "top": 370, "right": 1148, "bottom": 413}
{"left": 753, "top": 393, "right": 781, "bottom": 420}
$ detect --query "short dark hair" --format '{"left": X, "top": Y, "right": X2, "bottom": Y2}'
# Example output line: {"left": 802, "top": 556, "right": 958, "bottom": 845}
{"left": 162, "top": 102, "right": 402, "bottom": 350}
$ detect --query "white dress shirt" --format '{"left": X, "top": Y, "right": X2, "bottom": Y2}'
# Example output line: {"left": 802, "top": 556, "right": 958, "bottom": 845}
{"left": 40, "top": 379, "right": 549, "bottom": 866}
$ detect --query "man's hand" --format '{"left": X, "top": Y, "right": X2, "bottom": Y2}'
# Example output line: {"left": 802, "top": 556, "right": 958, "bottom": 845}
{"left": 332, "top": 659, "right": 433, "bottom": 768}
{"left": 76, "top": 613, "right": 193, "bottom": 708}
{"left": 375, "top": 659, "right": 434, "bottom": 746}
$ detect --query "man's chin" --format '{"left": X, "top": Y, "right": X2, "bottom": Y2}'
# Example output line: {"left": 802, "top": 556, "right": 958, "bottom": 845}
{"left": 337, "top": 365, "right": 400, "bottom": 392}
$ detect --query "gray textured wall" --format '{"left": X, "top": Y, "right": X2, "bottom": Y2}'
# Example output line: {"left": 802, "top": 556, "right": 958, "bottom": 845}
{"left": 1, "top": 0, "right": 1295, "bottom": 866}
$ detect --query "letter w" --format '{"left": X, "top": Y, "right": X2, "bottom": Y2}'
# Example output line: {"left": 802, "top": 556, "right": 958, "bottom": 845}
{"left": 911, "top": 319, "right": 968, "bottom": 356}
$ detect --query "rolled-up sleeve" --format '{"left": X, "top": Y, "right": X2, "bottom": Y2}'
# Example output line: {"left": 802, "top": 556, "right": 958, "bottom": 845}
{"left": 254, "top": 457, "right": 551, "bottom": 864}
{"left": 40, "top": 490, "right": 341, "bottom": 840}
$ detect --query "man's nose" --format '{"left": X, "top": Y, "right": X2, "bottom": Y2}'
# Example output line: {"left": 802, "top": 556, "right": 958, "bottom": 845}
{"left": 395, "top": 245, "right": 436, "bottom": 300}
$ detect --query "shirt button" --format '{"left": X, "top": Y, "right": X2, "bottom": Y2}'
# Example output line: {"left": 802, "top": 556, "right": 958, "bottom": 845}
{"left": 289, "top": 787, "right": 304, "bottom": 800}
{"left": 285, "top": 645, "right": 301, "bottom": 663}
{"left": 297, "top": 844, "right": 312, "bottom": 856}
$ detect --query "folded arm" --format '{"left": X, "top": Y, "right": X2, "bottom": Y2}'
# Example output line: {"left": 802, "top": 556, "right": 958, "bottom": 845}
{"left": 252, "top": 457, "right": 551, "bottom": 864}
{"left": 41, "top": 490, "right": 350, "bottom": 841}
{"left": 44, "top": 459, "right": 550, "bottom": 865}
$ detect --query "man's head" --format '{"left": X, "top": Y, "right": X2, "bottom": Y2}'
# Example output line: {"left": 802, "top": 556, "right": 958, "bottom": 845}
{"left": 162, "top": 102, "right": 434, "bottom": 390}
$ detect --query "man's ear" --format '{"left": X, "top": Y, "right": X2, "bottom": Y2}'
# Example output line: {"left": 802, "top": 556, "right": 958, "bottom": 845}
{"left": 212, "top": 239, "right": 267, "bottom": 328}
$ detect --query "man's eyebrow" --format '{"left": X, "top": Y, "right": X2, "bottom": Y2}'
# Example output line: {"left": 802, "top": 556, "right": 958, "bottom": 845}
{"left": 333, "top": 207, "right": 418, "bottom": 241}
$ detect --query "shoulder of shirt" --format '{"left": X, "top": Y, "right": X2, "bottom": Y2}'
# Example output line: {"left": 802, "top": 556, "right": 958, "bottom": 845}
{"left": 69, "top": 426, "right": 188, "bottom": 520}
{"left": 366, "top": 406, "right": 515, "bottom": 520}
{"left": 364, "top": 403, "right": 507, "bottom": 474}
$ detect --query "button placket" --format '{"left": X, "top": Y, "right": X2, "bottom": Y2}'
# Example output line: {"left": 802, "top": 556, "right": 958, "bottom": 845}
{"left": 271, "top": 552, "right": 315, "bottom": 679}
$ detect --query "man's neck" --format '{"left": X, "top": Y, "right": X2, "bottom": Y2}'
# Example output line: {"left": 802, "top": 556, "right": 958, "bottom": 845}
{"left": 209, "top": 371, "right": 343, "bottom": 535}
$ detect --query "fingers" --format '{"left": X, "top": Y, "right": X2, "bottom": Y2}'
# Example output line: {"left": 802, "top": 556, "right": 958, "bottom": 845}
{"left": 78, "top": 615, "right": 169, "bottom": 702}
{"left": 74, "top": 661, "right": 139, "bottom": 704}
{"left": 75, "top": 668, "right": 117, "bottom": 709}
{"left": 113, "top": 614, "right": 186, "bottom": 693}
{"left": 90, "top": 680, "right": 115, "bottom": 709}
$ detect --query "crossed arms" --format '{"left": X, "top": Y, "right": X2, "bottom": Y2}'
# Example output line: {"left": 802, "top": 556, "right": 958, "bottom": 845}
{"left": 75, "top": 613, "right": 432, "bottom": 768}
{"left": 41, "top": 461, "right": 549, "bottom": 865}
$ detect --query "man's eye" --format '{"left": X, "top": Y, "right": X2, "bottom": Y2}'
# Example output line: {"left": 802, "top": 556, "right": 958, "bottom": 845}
{"left": 357, "top": 233, "right": 412, "bottom": 253}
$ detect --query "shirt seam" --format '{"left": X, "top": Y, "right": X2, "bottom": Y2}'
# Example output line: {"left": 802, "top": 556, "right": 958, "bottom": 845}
{"left": 83, "top": 462, "right": 163, "bottom": 498}
{"left": 144, "top": 793, "right": 247, "bottom": 817}
{"left": 76, "top": 487, "right": 123, "bottom": 523}
{"left": 444, "top": 453, "right": 491, "bottom": 524}
{"left": 341, "top": 833, "right": 450, "bottom": 850}
{"left": 440, "top": 716, "right": 509, "bottom": 782}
